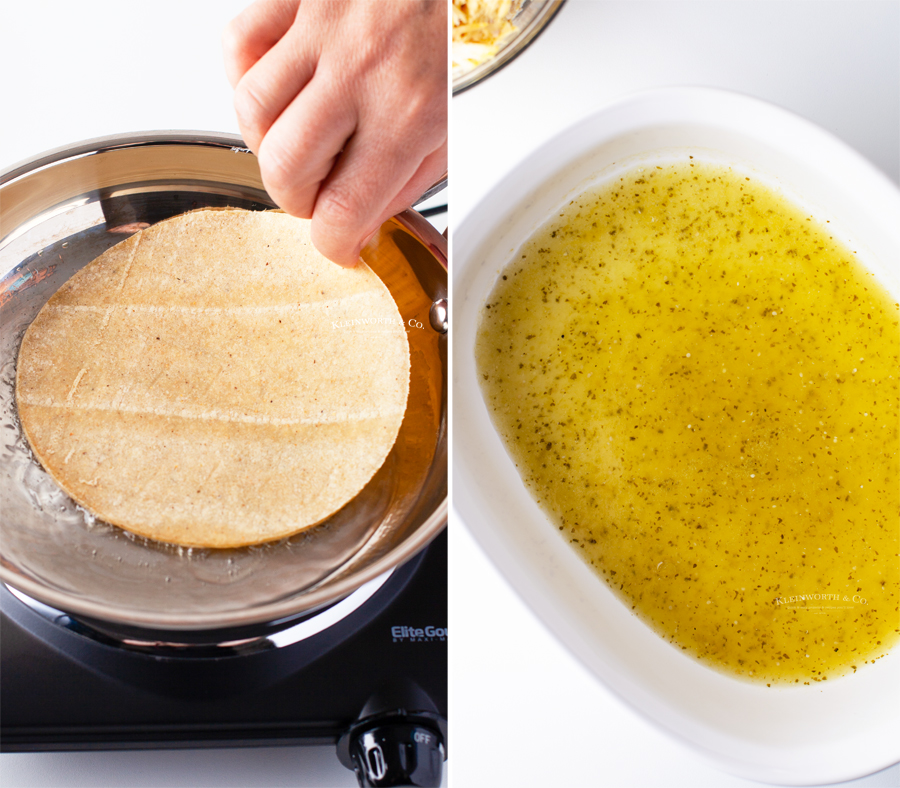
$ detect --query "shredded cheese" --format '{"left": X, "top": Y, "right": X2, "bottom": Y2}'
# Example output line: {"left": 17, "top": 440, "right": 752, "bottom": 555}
{"left": 452, "top": 0, "right": 521, "bottom": 79}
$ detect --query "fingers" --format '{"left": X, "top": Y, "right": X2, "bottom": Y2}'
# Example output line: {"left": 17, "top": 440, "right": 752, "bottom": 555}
{"left": 258, "top": 71, "right": 447, "bottom": 266}
{"left": 256, "top": 77, "right": 359, "bottom": 220}
{"left": 232, "top": 26, "right": 321, "bottom": 154}
{"left": 222, "top": 0, "right": 299, "bottom": 88}
{"left": 224, "top": 0, "right": 449, "bottom": 267}
{"left": 310, "top": 129, "right": 447, "bottom": 267}
{"left": 362, "top": 143, "right": 449, "bottom": 240}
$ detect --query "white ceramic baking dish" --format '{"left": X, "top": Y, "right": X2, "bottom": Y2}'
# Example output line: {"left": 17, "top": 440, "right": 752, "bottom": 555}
{"left": 451, "top": 87, "right": 900, "bottom": 785}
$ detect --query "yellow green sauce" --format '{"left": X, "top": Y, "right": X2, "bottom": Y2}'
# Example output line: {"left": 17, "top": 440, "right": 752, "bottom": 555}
{"left": 475, "top": 160, "right": 900, "bottom": 684}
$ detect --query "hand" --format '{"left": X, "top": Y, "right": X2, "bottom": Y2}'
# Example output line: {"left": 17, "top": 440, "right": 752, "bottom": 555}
{"left": 223, "top": 0, "right": 448, "bottom": 266}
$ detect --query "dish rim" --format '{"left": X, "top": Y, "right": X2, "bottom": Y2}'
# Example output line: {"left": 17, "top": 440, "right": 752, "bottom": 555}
{"left": 451, "top": 86, "right": 900, "bottom": 785}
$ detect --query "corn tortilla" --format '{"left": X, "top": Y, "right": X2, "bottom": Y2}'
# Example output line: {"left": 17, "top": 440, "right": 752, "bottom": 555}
{"left": 15, "top": 209, "right": 410, "bottom": 548}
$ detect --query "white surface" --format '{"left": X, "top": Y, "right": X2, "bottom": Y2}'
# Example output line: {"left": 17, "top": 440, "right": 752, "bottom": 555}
{"left": 0, "top": 2, "right": 396, "bottom": 787}
{"left": 0, "top": 747, "right": 357, "bottom": 788}
{"left": 449, "top": 2, "right": 900, "bottom": 787}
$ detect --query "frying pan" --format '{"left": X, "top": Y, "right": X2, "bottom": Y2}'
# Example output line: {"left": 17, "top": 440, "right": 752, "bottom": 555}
{"left": 0, "top": 131, "right": 447, "bottom": 635}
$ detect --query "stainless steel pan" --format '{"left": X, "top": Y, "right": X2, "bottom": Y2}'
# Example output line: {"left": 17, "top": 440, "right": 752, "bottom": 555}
{"left": 0, "top": 131, "right": 447, "bottom": 634}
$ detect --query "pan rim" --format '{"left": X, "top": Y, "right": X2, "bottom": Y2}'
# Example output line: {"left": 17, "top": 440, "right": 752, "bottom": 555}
{"left": 0, "top": 130, "right": 447, "bottom": 631}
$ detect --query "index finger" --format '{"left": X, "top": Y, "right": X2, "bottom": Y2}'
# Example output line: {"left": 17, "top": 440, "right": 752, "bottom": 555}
{"left": 311, "top": 129, "right": 447, "bottom": 266}
{"left": 222, "top": 0, "right": 299, "bottom": 88}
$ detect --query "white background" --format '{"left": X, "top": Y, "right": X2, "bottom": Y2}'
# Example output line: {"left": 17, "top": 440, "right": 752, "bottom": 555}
{"left": 1, "top": 1, "right": 899, "bottom": 787}
{"left": 450, "top": 1, "right": 899, "bottom": 788}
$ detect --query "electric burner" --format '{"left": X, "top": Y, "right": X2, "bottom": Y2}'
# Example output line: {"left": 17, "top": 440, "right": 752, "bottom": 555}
{"left": 0, "top": 530, "right": 447, "bottom": 786}
{"left": 0, "top": 135, "right": 448, "bottom": 786}
{"left": 0, "top": 134, "right": 448, "bottom": 786}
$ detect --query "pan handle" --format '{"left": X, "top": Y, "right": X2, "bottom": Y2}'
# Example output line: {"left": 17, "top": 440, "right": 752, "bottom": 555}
{"left": 412, "top": 172, "right": 448, "bottom": 207}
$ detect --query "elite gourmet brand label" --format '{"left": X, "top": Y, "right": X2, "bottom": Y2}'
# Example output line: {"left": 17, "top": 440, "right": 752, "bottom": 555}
{"left": 391, "top": 625, "right": 447, "bottom": 642}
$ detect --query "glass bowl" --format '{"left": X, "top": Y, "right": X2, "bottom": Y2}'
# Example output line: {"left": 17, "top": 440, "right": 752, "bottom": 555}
{"left": 452, "top": 0, "right": 567, "bottom": 95}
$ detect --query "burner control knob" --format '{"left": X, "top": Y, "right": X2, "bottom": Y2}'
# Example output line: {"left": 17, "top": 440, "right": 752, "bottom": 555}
{"left": 336, "top": 681, "right": 447, "bottom": 787}
{"left": 350, "top": 721, "right": 444, "bottom": 787}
